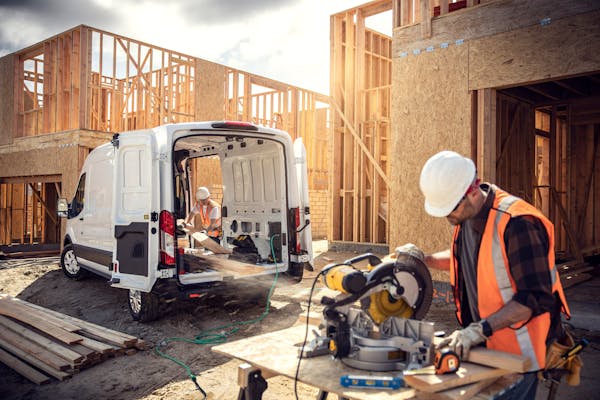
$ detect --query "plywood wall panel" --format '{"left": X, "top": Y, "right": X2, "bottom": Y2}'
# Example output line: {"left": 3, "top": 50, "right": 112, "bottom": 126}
{"left": 469, "top": 11, "right": 600, "bottom": 90}
{"left": 195, "top": 59, "right": 227, "bottom": 121}
{"left": 390, "top": 44, "right": 471, "bottom": 252}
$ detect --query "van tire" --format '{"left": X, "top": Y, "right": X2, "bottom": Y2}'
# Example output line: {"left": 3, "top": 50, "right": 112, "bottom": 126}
{"left": 128, "top": 289, "right": 160, "bottom": 322}
{"left": 60, "top": 244, "right": 87, "bottom": 280}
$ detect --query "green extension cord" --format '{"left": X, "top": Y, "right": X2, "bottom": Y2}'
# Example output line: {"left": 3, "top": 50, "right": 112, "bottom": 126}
{"left": 154, "top": 234, "right": 281, "bottom": 398}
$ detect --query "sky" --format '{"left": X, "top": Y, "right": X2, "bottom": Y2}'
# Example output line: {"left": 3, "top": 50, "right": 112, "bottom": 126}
{"left": 0, "top": 0, "right": 392, "bottom": 95}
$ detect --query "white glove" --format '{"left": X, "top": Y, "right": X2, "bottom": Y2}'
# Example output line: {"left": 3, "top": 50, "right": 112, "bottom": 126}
{"left": 438, "top": 322, "right": 488, "bottom": 359}
{"left": 394, "top": 243, "right": 424, "bottom": 261}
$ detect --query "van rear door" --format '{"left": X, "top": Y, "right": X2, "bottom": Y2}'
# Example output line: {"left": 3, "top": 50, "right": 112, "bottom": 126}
{"left": 110, "top": 132, "right": 159, "bottom": 292}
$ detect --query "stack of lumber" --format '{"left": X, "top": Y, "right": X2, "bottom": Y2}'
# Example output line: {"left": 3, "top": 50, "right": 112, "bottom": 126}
{"left": 0, "top": 294, "right": 145, "bottom": 385}
{"left": 557, "top": 260, "right": 595, "bottom": 289}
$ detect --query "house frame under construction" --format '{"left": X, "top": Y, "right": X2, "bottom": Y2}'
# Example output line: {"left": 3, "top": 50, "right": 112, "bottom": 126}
{"left": 0, "top": 25, "right": 330, "bottom": 252}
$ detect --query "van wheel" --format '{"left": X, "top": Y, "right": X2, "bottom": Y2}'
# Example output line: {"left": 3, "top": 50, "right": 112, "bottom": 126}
{"left": 128, "top": 289, "right": 160, "bottom": 322}
{"left": 60, "top": 244, "right": 87, "bottom": 280}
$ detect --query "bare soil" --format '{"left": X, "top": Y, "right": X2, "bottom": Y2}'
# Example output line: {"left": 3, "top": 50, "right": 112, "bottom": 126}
{"left": 1, "top": 245, "right": 596, "bottom": 400}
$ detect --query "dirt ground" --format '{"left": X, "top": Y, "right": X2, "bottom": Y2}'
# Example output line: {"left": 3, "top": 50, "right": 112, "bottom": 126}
{"left": 0, "top": 242, "right": 598, "bottom": 400}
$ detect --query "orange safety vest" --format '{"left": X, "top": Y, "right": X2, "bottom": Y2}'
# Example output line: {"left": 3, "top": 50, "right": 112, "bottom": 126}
{"left": 196, "top": 199, "right": 221, "bottom": 238}
{"left": 450, "top": 186, "right": 570, "bottom": 371}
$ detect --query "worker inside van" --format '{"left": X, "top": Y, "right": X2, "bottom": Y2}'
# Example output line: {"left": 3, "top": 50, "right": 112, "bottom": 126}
{"left": 184, "top": 186, "right": 222, "bottom": 243}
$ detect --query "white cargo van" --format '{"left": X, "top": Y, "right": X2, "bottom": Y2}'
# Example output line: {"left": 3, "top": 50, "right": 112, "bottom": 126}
{"left": 57, "top": 121, "right": 313, "bottom": 322}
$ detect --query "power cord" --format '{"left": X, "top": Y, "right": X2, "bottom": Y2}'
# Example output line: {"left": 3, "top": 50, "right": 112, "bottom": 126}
{"left": 293, "top": 262, "right": 345, "bottom": 400}
{"left": 155, "top": 234, "right": 281, "bottom": 399}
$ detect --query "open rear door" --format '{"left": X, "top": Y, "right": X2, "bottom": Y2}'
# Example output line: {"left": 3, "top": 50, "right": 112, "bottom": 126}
{"left": 293, "top": 138, "right": 313, "bottom": 264}
{"left": 111, "top": 132, "right": 159, "bottom": 291}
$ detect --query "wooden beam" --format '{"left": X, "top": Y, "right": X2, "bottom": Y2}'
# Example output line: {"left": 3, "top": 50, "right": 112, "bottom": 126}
{"left": 421, "top": 0, "right": 432, "bottom": 39}
{"left": 476, "top": 88, "right": 496, "bottom": 182}
{"left": 28, "top": 183, "right": 58, "bottom": 226}
{"left": 333, "top": 101, "right": 391, "bottom": 187}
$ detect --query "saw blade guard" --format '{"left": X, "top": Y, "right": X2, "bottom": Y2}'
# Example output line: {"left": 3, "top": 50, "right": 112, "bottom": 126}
{"left": 363, "top": 253, "right": 433, "bottom": 322}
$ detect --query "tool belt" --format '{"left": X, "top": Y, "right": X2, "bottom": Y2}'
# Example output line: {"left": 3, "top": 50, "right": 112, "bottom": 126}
{"left": 539, "top": 328, "right": 583, "bottom": 386}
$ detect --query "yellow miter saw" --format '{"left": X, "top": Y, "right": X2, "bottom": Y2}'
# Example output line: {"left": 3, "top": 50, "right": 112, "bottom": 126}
{"left": 303, "top": 252, "right": 435, "bottom": 372}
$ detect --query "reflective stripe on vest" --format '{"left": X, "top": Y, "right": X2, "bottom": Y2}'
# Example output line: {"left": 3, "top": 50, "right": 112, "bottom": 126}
{"left": 491, "top": 195, "right": 520, "bottom": 305}
{"left": 491, "top": 194, "right": 541, "bottom": 370}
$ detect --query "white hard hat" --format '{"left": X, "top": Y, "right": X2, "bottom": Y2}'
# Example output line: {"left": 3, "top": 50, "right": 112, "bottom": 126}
{"left": 196, "top": 186, "right": 210, "bottom": 201}
{"left": 419, "top": 151, "right": 476, "bottom": 217}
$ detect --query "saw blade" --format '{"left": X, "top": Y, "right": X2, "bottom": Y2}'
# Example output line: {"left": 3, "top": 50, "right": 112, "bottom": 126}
{"left": 366, "top": 254, "right": 433, "bottom": 322}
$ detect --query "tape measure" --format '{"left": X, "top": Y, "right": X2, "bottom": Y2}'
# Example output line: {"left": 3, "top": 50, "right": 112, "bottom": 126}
{"left": 434, "top": 349, "right": 460, "bottom": 374}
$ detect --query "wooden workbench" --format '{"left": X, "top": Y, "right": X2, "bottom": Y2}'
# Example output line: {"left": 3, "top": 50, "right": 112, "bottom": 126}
{"left": 212, "top": 324, "right": 521, "bottom": 400}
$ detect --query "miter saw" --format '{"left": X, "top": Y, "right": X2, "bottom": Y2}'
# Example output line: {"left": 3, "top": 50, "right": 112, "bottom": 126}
{"left": 302, "top": 251, "right": 436, "bottom": 372}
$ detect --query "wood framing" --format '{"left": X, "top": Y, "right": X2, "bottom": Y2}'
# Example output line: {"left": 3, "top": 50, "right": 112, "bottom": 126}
{"left": 0, "top": 25, "right": 331, "bottom": 248}
{"left": 330, "top": 2, "right": 393, "bottom": 243}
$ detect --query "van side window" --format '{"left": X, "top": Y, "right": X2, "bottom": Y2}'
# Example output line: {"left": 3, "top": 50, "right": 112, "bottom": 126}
{"left": 71, "top": 173, "right": 86, "bottom": 217}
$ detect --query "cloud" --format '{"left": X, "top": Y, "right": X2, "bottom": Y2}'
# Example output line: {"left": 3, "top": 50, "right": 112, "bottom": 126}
{"left": 0, "top": 0, "right": 123, "bottom": 55}
{"left": 178, "top": 0, "right": 296, "bottom": 24}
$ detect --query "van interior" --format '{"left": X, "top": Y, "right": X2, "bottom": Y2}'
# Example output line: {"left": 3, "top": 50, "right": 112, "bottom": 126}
{"left": 172, "top": 134, "right": 294, "bottom": 284}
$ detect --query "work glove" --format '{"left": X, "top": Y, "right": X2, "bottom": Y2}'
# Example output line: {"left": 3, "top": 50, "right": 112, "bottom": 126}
{"left": 394, "top": 243, "right": 424, "bottom": 261}
{"left": 438, "top": 321, "right": 488, "bottom": 359}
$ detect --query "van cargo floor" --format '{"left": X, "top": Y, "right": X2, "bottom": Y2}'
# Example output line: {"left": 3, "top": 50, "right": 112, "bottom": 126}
{"left": 183, "top": 253, "right": 268, "bottom": 277}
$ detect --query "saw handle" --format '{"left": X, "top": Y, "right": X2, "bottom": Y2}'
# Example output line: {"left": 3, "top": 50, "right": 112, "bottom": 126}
{"left": 343, "top": 253, "right": 382, "bottom": 267}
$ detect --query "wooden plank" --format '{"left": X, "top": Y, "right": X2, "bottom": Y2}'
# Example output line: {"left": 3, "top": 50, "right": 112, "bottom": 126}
{"left": 416, "top": 377, "right": 498, "bottom": 400}
{"left": 0, "top": 298, "right": 83, "bottom": 345}
{"left": 184, "top": 228, "right": 232, "bottom": 254}
{"left": 4, "top": 295, "right": 139, "bottom": 345}
{"left": 432, "top": 338, "right": 531, "bottom": 373}
{"left": 78, "top": 337, "right": 116, "bottom": 354}
{"left": 0, "top": 315, "right": 84, "bottom": 365}
{"left": 188, "top": 253, "right": 269, "bottom": 276}
{"left": 403, "top": 363, "right": 509, "bottom": 393}
{"left": 0, "top": 347, "right": 51, "bottom": 385}
{"left": 0, "top": 339, "right": 71, "bottom": 381}
{"left": 79, "top": 330, "right": 134, "bottom": 349}
{"left": 466, "top": 347, "right": 531, "bottom": 373}
{"left": 0, "top": 329, "right": 72, "bottom": 371}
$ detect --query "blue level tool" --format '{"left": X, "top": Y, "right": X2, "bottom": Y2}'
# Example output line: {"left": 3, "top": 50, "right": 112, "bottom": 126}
{"left": 340, "top": 374, "right": 404, "bottom": 390}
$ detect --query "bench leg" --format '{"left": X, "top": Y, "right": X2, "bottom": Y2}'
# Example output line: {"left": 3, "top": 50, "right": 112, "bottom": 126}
{"left": 237, "top": 364, "right": 268, "bottom": 400}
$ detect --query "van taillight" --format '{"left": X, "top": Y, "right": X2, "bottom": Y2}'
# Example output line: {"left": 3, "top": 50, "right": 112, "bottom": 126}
{"left": 159, "top": 210, "right": 176, "bottom": 265}
{"left": 293, "top": 207, "right": 301, "bottom": 254}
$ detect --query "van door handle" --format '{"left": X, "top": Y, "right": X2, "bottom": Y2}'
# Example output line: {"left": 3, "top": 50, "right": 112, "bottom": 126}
{"left": 79, "top": 217, "right": 84, "bottom": 221}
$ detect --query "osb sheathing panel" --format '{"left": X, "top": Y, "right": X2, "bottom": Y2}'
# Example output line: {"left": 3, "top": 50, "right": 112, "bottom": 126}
{"left": 195, "top": 59, "right": 227, "bottom": 121}
{"left": 0, "top": 54, "right": 16, "bottom": 146}
{"left": 389, "top": 45, "right": 471, "bottom": 256}
{"left": 0, "top": 130, "right": 110, "bottom": 199}
{"left": 469, "top": 10, "right": 600, "bottom": 90}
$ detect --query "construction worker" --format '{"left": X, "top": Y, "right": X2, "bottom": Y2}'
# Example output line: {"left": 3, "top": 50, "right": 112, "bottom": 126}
{"left": 416, "top": 150, "right": 574, "bottom": 399}
{"left": 184, "top": 186, "right": 221, "bottom": 243}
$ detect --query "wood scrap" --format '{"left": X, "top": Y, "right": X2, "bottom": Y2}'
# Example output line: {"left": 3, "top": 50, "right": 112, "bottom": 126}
{"left": 433, "top": 338, "right": 532, "bottom": 373}
{"left": 403, "top": 363, "right": 510, "bottom": 393}
{"left": 0, "top": 294, "right": 145, "bottom": 385}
